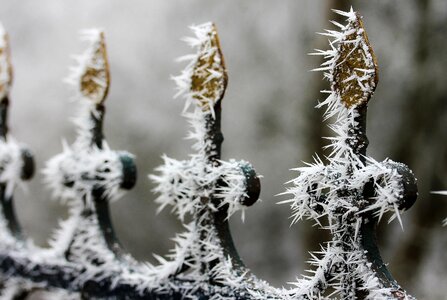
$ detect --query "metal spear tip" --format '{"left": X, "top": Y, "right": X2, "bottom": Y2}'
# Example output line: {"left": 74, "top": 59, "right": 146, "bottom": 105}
{"left": 79, "top": 30, "right": 110, "bottom": 105}
{"left": 333, "top": 12, "right": 379, "bottom": 108}
{"left": 0, "top": 23, "right": 13, "bottom": 101}
{"left": 190, "top": 23, "right": 228, "bottom": 112}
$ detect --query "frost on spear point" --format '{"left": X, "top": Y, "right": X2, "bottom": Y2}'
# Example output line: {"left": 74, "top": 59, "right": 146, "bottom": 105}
{"left": 172, "top": 22, "right": 227, "bottom": 116}
{"left": 44, "top": 29, "right": 123, "bottom": 206}
{"left": 66, "top": 29, "right": 110, "bottom": 105}
{"left": 148, "top": 22, "right": 265, "bottom": 295}
{"left": 41, "top": 30, "right": 132, "bottom": 276}
{"left": 282, "top": 8, "right": 415, "bottom": 299}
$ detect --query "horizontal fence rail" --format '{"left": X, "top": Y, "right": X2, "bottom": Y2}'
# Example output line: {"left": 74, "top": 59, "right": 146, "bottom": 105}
{"left": 0, "top": 8, "right": 425, "bottom": 300}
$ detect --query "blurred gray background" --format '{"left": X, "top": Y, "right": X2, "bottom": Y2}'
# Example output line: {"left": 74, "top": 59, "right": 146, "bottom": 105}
{"left": 1, "top": 0, "right": 446, "bottom": 298}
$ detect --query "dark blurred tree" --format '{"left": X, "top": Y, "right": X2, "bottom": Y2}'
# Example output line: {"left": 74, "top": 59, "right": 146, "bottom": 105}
{"left": 390, "top": 0, "right": 447, "bottom": 288}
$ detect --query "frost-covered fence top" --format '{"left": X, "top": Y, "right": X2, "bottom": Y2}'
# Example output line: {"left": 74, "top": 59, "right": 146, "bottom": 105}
{"left": 0, "top": 9, "right": 420, "bottom": 300}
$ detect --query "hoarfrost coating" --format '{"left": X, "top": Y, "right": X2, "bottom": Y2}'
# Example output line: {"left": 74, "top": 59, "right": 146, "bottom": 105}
{"left": 40, "top": 28, "right": 136, "bottom": 292}
{"left": 148, "top": 22, "right": 273, "bottom": 297}
{"left": 282, "top": 8, "right": 416, "bottom": 299}
{"left": 0, "top": 7, "right": 422, "bottom": 299}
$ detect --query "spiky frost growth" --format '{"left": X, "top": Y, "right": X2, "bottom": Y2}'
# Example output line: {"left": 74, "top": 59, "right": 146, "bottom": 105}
{"left": 151, "top": 22, "right": 243, "bottom": 279}
{"left": 148, "top": 22, "right": 277, "bottom": 298}
{"left": 0, "top": 23, "right": 12, "bottom": 100}
{"left": 0, "top": 24, "right": 29, "bottom": 248}
{"left": 40, "top": 29, "right": 131, "bottom": 279}
{"left": 283, "top": 8, "right": 414, "bottom": 299}
{"left": 43, "top": 141, "right": 127, "bottom": 206}
{"left": 44, "top": 29, "right": 125, "bottom": 206}
{"left": 173, "top": 22, "right": 227, "bottom": 116}
{"left": 151, "top": 156, "right": 250, "bottom": 221}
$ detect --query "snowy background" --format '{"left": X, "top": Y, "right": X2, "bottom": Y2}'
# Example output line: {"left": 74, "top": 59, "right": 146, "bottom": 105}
{"left": 0, "top": 0, "right": 446, "bottom": 298}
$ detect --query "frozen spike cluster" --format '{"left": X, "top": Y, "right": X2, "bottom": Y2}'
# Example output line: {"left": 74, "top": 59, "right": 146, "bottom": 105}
{"left": 172, "top": 22, "right": 227, "bottom": 116}
{"left": 152, "top": 22, "right": 252, "bottom": 222}
{"left": 0, "top": 23, "right": 12, "bottom": 100}
{"left": 151, "top": 156, "right": 251, "bottom": 221}
{"left": 43, "top": 141, "right": 129, "bottom": 205}
{"left": 149, "top": 22, "right": 266, "bottom": 295}
{"left": 311, "top": 7, "right": 378, "bottom": 110}
{"left": 44, "top": 30, "right": 124, "bottom": 206}
{"left": 40, "top": 29, "right": 135, "bottom": 276}
{"left": 282, "top": 8, "right": 416, "bottom": 299}
{"left": 0, "top": 24, "right": 32, "bottom": 247}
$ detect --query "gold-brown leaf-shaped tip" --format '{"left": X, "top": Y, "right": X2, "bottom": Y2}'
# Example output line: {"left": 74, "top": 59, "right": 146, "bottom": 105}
{"left": 79, "top": 30, "right": 110, "bottom": 105}
{"left": 0, "top": 23, "right": 13, "bottom": 100}
{"left": 333, "top": 12, "right": 378, "bottom": 108}
{"left": 190, "top": 23, "right": 228, "bottom": 112}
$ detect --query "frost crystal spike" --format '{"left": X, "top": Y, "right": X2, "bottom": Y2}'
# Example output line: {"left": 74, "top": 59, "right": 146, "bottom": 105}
{"left": 284, "top": 9, "right": 418, "bottom": 299}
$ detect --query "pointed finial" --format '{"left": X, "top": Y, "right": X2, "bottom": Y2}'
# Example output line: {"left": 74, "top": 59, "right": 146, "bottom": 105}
{"left": 0, "top": 23, "right": 13, "bottom": 100}
{"left": 174, "top": 22, "right": 228, "bottom": 114}
{"left": 72, "top": 29, "right": 110, "bottom": 104}
{"left": 333, "top": 12, "right": 378, "bottom": 108}
{"left": 190, "top": 23, "right": 227, "bottom": 111}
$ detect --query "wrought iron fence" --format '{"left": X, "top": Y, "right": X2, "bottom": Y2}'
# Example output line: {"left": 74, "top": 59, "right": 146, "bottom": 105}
{"left": 0, "top": 8, "right": 426, "bottom": 300}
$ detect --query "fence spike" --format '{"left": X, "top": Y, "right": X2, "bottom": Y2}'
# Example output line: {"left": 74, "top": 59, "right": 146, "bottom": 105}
{"left": 0, "top": 24, "right": 34, "bottom": 244}
{"left": 0, "top": 23, "right": 36, "bottom": 300}
{"left": 173, "top": 22, "right": 227, "bottom": 116}
{"left": 65, "top": 29, "right": 110, "bottom": 105}
{"left": 333, "top": 13, "right": 378, "bottom": 108}
{"left": 284, "top": 9, "right": 417, "bottom": 299}
{"left": 43, "top": 29, "right": 136, "bottom": 269}
{"left": 150, "top": 22, "right": 264, "bottom": 294}
{"left": 0, "top": 10, "right": 425, "bottom": 299}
